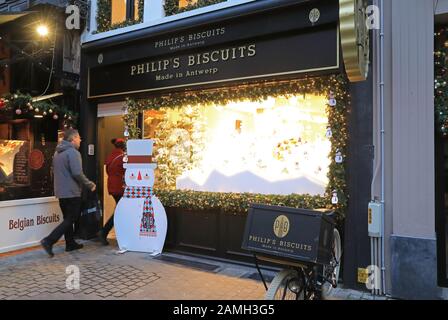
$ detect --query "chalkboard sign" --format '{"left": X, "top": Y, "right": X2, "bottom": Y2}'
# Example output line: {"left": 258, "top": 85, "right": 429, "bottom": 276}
{"left": 241, "top": 204, "right": 335, "bottom": 265}
{"left": 13, "top": 143, "right": 30, "bottom": 185}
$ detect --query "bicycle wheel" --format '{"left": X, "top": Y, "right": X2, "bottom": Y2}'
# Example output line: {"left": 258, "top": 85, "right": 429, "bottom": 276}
{"left": 265, "top": 269, "right": 305, "bottom": 300}
{"left": 321, "top": 228, "right": 342, "bottom": 299}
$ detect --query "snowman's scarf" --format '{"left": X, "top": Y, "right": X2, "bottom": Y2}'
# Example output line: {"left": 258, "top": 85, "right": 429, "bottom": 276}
{"left": 123, "top": 186, "right": 157, "bottom": 237}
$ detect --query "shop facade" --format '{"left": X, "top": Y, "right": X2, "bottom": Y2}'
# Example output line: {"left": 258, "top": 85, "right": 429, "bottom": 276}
{"left": 0, "top": 1, "right": 83, "bottom": 253}
{"left": 366, "top": 0, "right": 448, "bottom": 299}
{"left": 80, "top": 0, "right": 373, "bottom": 290}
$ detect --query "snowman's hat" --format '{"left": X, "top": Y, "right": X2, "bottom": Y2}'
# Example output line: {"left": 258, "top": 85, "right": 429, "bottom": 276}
{"left": 124, "top": 139, "right": 157, "bottom": 169}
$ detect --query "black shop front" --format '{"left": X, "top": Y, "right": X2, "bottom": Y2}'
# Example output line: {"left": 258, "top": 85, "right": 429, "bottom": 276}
{"left": 80, "top": 0, "right": 372, "bottom": 290}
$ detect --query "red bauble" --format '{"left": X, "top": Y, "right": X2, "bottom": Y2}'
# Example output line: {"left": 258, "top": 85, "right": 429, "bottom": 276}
{"left": 0, "top": 99, "right": 5, "bottom": 109}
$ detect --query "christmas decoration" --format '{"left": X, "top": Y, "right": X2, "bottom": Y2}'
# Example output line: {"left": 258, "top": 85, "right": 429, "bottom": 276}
{"left": 335, "top": 149, "right": 343, "bottom": 163}
{"left": 155, "top": 189, "right": 327, "bottom": 214}
{"left": 435, "top": 27, "right": 448, "bottom": 136}
{"left": 331, "top": 191, "right": 339, "bottom": 205}
{"left": 114, "top": 139, "right": 168, "bottom": 255}
{"left": 152, "top": 106, "right": 205, "bottom": 189}
{"left": 0, "top": 91, "right": 77, "bottom": 127}
{"left": 123, "top": 75, "right": 349, "bottom": 218}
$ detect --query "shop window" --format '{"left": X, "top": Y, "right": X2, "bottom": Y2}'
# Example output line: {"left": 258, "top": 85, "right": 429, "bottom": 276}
{"left": 111, "top": 0, "right": 140, "bottom": 25}
{"left": 143, "top": 94, "right": 330, "bottom": 194}
{"left": 179, "top": 0, "right": 198, "bottom": 8}
{"left": 0, "top": 119, "right": 58, "bottom": 201}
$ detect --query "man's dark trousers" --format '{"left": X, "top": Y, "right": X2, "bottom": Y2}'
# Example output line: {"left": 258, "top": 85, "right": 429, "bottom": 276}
{"left": 46, "top": 197, "right": 82, "bottom": 246}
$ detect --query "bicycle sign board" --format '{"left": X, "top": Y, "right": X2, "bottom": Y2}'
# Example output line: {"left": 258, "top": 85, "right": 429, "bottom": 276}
{"left": 242, "top": 204, "right": 335, "bottom": 265}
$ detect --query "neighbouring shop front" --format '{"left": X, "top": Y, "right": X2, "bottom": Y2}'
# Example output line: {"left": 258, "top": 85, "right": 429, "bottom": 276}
{"left": 81, "top": 0, "right": 372, "bottom": 289}
{"left": 0, "top": 5, "right": 81, "bottom": 253}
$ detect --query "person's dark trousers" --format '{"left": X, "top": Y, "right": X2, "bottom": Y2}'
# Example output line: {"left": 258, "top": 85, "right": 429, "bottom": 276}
{"left": 102, "top": 195, "right": 122, "bottom": 237}
{"left": 45, "top": 197, "right": 82, "bottom": 247}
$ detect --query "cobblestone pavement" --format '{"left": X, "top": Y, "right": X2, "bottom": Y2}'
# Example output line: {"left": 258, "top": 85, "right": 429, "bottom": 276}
{"left": 0, "top": 239, "right": 387, "bottom": 300}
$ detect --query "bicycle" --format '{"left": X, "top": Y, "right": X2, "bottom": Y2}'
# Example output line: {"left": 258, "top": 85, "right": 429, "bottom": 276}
{"left": 254, "top": 228, "right": 342, "bottom": 300}
{"left": 242, "top": 204, "right": 342, "bottom": 300}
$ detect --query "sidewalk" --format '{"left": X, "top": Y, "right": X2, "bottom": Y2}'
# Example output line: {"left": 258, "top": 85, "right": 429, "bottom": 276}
{"left": 0, "top": 239, "right": 387, "bottom": 300}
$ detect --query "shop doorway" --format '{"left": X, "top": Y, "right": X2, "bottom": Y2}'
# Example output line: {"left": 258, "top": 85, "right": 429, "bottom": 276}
{"left": 436, "top": 134, "right": 448, "bottom": 287}
{"left": 98, "top": 115, "right": 124, "bottom": 240}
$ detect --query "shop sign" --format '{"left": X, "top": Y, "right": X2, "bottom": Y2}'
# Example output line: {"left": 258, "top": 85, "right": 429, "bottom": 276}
{"left": 339, "top": 0, "right": 370, "bottom": 81}
{"left": 241, "top": 204, "right": 335, "bottom": 265}
{"left": 88, "top": 25, "right": 339, "bottom": 98}
{"left": 0, "top": 199, "right": 62, "bottom": 253}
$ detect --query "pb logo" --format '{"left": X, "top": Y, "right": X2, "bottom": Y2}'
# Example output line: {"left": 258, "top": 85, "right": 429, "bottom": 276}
{"left": 273, "top": 215, "right": 290, "bottom": 238}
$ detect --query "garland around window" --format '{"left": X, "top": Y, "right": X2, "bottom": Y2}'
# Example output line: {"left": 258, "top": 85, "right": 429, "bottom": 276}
{"left": 0, "top": 92, "right": 78, "bottom": 128}
{"left": 435, "top": 27, "right": 448, "bottom": 137}
{"left": 123, "top": 75, "right": 349, "bottom": 220}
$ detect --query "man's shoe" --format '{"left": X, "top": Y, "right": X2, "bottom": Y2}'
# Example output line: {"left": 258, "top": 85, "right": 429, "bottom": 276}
{"left": 97, "top": 230, "right": 109, "bottom": 246}
{"left": 40, "top": 239, "right": 54, "bottom": 258}
{"left": 66, "top": 243, "right": 83, "bottom": 252}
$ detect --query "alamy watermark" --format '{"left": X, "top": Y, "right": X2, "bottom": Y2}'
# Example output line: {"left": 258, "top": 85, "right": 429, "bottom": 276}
{"left": 66, "top": 265, "right": 80, "bottom": 290}
{"left": 366, "top": 5, "right": 380, "bottom": 30}
{"left": 365, "top": 265, "right": 381, "bottom": 291}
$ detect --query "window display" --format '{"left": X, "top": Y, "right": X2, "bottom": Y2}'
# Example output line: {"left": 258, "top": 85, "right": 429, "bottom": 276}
{"left": 0, "top": 119, "right": 58, "bottom": 201}
{"left": 144, "top": 94, "right": 330, "bottom": 195}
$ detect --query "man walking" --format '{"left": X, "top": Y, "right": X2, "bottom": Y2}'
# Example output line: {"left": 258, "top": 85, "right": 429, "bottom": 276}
{"left": 41, "top": 129, "right": 96, "bottom": 257}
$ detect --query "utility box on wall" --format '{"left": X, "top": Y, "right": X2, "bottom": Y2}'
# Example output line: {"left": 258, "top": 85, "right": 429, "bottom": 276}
{"left": 368, "top": 202, "right": 382, "bottom": 238}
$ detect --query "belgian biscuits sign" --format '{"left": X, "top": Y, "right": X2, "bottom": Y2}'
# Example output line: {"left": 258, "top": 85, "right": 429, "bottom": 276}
{"left": 0, "top": 198, "right": 62, "bottom": 253}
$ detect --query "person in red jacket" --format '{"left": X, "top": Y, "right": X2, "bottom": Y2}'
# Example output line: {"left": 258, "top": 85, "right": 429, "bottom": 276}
{"left": 98, "top": 138, "right": 125, "bottom": 245}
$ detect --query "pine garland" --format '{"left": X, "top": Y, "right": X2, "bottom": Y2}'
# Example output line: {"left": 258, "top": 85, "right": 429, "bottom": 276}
{"left": 0, "top": 91, "right": 78, "bottom": 128}
{"left": 155, "top": 189, "right": 328, "bottom": 214}
{"left": 435, "top": 27, "right": 448, "bottom": 137}
{"left": 164, "top": 0, "right": 226, "bottom": 16}
{"left": 123, "top": 75, "right": 349, "bottom": 219}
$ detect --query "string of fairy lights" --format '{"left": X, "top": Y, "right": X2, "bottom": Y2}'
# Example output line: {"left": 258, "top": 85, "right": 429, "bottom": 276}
{"left": 121, "top": 75, "right": 350, "bottom": 221}
{"left": 435, "top": 27, "right": 448, "bottom": 137}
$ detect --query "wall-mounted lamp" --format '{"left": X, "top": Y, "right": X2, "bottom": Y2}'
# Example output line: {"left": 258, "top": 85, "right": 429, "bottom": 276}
{"left": 36, "top": 25, "right": 49, "bottom": 37}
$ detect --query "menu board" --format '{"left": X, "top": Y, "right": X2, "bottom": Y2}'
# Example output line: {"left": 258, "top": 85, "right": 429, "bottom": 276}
{"left": 13, "top": 142, "right": 30, "bottom": 185}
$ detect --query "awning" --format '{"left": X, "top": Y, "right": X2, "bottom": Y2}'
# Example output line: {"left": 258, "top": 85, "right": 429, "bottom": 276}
{"left": 0, "top": 13, "right": 31, "bottom": 26}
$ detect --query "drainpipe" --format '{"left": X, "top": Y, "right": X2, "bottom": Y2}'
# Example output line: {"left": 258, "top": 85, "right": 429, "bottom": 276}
{"left": 370, "top": 0, "right": 386, "bottom": 296}
{"left": 379, "top": 0, "right": 386, "bottom": 296}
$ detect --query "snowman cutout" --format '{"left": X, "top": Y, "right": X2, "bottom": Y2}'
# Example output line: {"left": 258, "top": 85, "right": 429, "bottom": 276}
{"left": 114, "top": 139, "right": 167, "bottom": 256}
